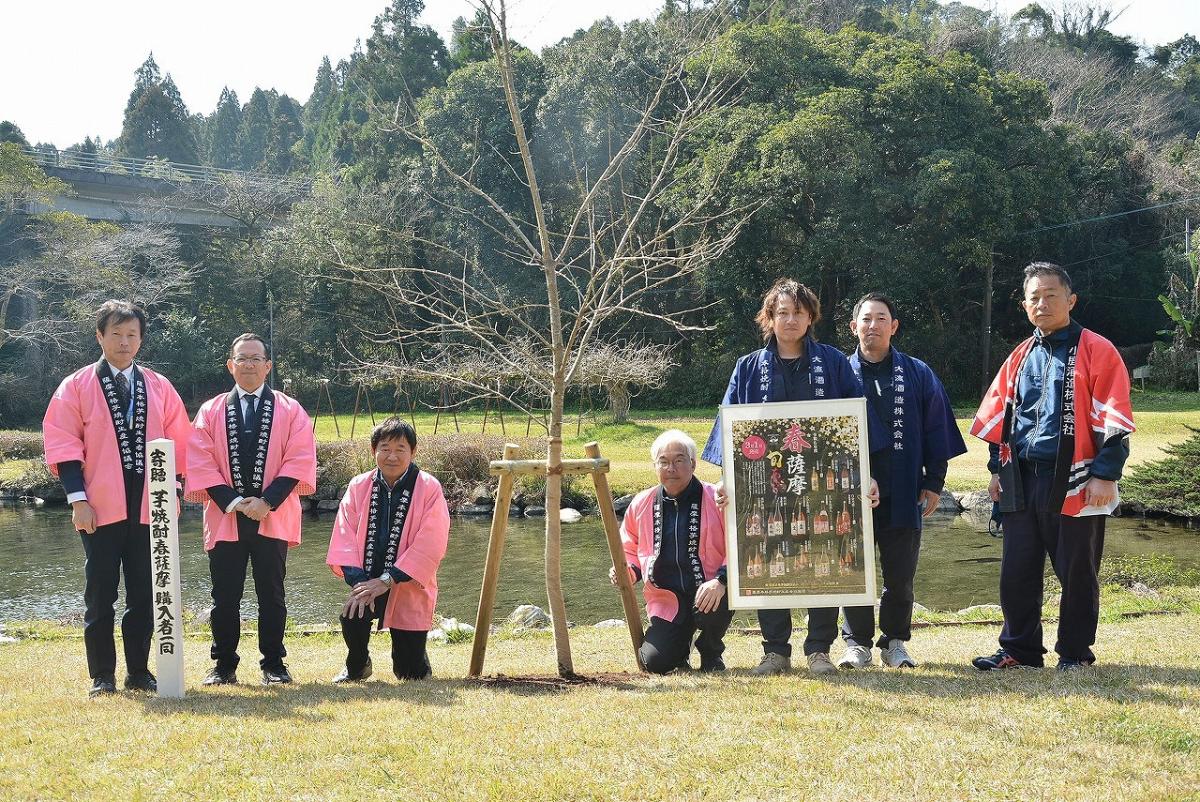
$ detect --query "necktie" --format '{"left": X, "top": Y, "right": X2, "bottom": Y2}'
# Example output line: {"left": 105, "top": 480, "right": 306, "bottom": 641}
{"left": 113, "top": 372, "right": 131, "bottom": 422}
{"left": 243, "top": 394, "right": 257, "bottom": 432}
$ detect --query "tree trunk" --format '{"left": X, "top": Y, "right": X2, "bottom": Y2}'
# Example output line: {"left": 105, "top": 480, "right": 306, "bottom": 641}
{"left": 608, "top": 382, "right": 631, "bottom": 423}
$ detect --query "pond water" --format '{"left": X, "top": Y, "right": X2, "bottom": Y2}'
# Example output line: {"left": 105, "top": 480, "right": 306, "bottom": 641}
{"left": 1, "top": 504, "right": 1196, "bottom": 626}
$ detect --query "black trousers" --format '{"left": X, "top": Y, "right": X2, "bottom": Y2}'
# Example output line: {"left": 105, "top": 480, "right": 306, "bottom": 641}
{"left": 840, "top": 501, "right": 924, "bottom": 648}
{"left": 998, "top": 462, "right": 1106, "bottom": 666}
{"left": 208, "top": 517, "right": 289, "bottom": 671}
{"left": 639, "top": 591, "right": 733, "bottom": 674}
{"left": 340, "top": 590, "right": 431, "bottom": 680}
{"left": 758, "top": 602, "right": 873, "bottom": 657}
{"left": 80, "top": 519, "right": 153, "bottom": 679}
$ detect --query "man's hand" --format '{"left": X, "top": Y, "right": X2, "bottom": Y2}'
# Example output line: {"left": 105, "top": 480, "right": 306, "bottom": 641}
{"left": 72, "top": 500, "right": 97, "bottom": 534}
{"left": 609, "top": 564, "right": 638, "bottom": 587}
{"left": 694, "top": 578, "right": 726, "bottom": 614}
{"left": 866, "top": 479, "right": 880, "bottom": 509}
{"left": 714, "top": 481, "right": 728, "bottom": 510}
{"left": 237, "top": 497, "right": 271, "bottom": 522}
{"left": 919, "top": 489, "right": 941, "bottom": 518}
{"left": 988, "top": 474, "right": 1001, "bottom": 502}
{"left": 1082, "top": 477, "right": 1118, "bottom": 509}
{"left": 343, "top": 578, "right": 390, "bottom": 619}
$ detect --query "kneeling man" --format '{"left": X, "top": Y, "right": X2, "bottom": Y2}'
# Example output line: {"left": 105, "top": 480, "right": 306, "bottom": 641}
{"left": 613, "top": 429, "right": 732, "bottom": 674}
{"left": 326, "top": 418, "right": 450, "bottom": 682}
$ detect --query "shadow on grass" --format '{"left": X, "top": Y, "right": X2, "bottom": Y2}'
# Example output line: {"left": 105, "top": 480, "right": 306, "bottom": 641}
{"left": 806, "top": 661, "right": 1200, "bottom": 707}
{"left": 138, "top": 677, "right": 461, "bottom": 719}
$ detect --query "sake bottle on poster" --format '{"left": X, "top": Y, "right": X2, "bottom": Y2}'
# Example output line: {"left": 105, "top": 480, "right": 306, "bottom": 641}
{"left": 747, "top": 498, "right": 763, "bottom": 539}
{"left": 840, "top": 457, "right": 850, "bottom": 490}
{"left": 791, "top": 498, "right": 807, "bottom": 538}
{"left": 809, "top": 460, "right": 820, "bottom": 494}
{"left": 837, "top": 499, "right": 850, "bottom": 536}
{"left": 770, "top": 545, "right": 785, "bottom": 578}
{"left": 816, "top": 496, "right": 830, "bottom": 534}
{"left": 825, "top": 457, "right": 835, "bottom": 491}
{"left": 768, "top": 498, "right": 784, "bottom": 538}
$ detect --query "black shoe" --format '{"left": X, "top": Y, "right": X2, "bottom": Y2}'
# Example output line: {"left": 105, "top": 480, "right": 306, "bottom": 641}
{"left": 89, "top": 675, "right": 117, "bottom": 697}
{"left": 202, "top": 667, "right": 238, "bottom": 686}
{"left": 332, "top": 660, "right": 373, "bottom": 684}
{"left": 1056, "top": 657, "right": 1095, "bottom": 672}
{"left": 699, "top": 656, "right": 726, "bottom": 673}
{"left": 972, "top": 648, "right": 1038, "bottom": 671}
{"left": 124, "top": 670, "right": 157, "bottom": 692}
{"left": 262, "top": 664, "right": 293, "bottom": 684}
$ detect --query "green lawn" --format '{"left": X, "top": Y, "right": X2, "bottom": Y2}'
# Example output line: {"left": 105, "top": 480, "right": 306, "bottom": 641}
{"left": 2, "top": 587, "right": 1199, "bottom": 801}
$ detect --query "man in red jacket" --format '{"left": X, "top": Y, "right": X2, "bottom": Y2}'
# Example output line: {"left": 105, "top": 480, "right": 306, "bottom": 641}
{"left": 970, "top": 262, "right": 1134, "bottom": 671}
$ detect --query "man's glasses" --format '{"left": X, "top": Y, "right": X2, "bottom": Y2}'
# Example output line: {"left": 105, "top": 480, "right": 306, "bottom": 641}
{"left": 655, "top": 456, "right": 691, "bottom": 470}
{"left": 232, "top": 356, "right": 269, "bottom": 365}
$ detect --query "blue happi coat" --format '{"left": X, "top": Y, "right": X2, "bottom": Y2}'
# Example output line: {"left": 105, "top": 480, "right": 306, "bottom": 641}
{"left": 702, "top": 335, "right": 881, "bottom": 465}
{"left": 848, "top": 347, "right": 967, "bottom": 530}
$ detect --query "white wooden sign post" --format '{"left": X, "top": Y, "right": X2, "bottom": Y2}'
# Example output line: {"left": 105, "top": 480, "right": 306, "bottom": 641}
{"left": 147, "top": 438, "right": 185, "bottom": 698}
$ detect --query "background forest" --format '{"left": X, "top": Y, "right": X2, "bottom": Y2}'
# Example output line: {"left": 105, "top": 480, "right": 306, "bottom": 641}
{"left": 3, "top": 0, "right": 1199, "bottom": 425}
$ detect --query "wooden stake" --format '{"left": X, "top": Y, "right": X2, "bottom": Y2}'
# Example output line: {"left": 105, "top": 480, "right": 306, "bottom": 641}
{"left": 322, "top": 381, "right": 341, "bottom": 438}
{"left": 585, "top": 441, "right": 644, "bottom": 670}
{"left": 350, "top": 384, "right": 364, "bottom": 439}
{"left": 469, "top": 443, "right": 520, "bottom": 677}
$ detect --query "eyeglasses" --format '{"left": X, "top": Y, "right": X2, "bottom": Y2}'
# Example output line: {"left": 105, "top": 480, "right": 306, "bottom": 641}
{"left": 655, "top": 456, "right": 692, "bottom": 470}
{"left": 232, "top": 356, "right": 269, "bottom": 365}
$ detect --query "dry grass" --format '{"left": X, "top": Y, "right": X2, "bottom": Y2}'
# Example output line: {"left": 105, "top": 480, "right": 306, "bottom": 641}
{"left": 2, "top": 596, "right": 1199, "bottom": 802}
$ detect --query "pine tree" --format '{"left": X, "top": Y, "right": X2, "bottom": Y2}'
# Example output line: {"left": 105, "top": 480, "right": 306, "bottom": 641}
{"left": 262, "top": 95, "right": 303, "bottom": 173}
{"left": 208, "top": 87, "right": 242, "bottom": 169}
{"left": 116, "top": 54, "right": 199, "bottom": 164}
{"left": 236, "top": 88, "right": 274, "bottom": 170}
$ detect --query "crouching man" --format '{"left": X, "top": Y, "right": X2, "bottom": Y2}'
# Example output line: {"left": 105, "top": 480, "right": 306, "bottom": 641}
{"left": 326, "top": 418, "right": 450, "bottom": 682}
{"left": 612, "top": 429, "right": 732, "bottom": 674}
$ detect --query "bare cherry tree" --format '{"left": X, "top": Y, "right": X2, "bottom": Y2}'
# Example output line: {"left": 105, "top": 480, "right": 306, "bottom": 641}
{"left": 274, "top": 2, "right": 756, "bottom": 675}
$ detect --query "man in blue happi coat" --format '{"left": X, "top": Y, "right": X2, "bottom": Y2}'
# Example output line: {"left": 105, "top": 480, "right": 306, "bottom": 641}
{"left": 844, "top": 293, "right": 967, "bottom": 668}
{"left": 703, "top": 278, "right": 881, "bottom": 676}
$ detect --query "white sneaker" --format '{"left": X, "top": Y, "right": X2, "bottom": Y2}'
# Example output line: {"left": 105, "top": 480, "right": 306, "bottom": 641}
{"left": 836, "top": 644, "right": 874, "bottom": 669}
{"left": 750, "top": 652, "right": 792, "bottom": 676}
{"left": 880, "top": 639, "right": 916, "bottom": 668}
{"left": 806, "top": 652, "right": 837, "bottom": 675}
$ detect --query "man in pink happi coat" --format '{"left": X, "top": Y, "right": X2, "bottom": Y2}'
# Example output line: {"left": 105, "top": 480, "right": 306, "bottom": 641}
{"left": 43, "top": 300, "right": 191, "bottom": 697}
{"left": 185, "top": 333, "right": 316, "bottom": 685}
{"left": 326, "top": 417, "right": 450, "bottom": 682}
{"left": 613, "top": 429, "right": 732, "bottom": 673}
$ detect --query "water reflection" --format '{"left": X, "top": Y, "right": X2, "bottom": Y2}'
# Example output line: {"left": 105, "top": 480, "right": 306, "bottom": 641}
{"left": 0, "top": 505, "right": 1195, "bottom": 625}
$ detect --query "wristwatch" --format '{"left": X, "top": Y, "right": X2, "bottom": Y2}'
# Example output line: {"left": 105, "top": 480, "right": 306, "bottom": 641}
{"left": 379, "top": 572, "right": 394, "bottom": 586}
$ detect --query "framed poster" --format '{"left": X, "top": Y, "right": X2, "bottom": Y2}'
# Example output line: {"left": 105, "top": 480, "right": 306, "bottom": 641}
{"left": 720, "top": 398, "right": 876, "bottom": 609}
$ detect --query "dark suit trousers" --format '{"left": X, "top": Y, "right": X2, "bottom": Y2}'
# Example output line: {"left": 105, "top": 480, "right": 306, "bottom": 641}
{"left": 999, "top": 461, "right": 1106, "bottom": 666}
{"left": 80, "top": 517, "right": 153, "bottom": 679}
{"left": 208, "top": 514, "right": 289, "bottom": 671}
{"left": 340, "top": 590, "right": 431, "bottom": 680}
{"left": 639, "top": 591, "right": 733, "bottom": 674}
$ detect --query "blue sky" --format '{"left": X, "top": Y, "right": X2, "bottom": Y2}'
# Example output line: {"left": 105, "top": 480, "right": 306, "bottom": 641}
{"left": 1, "top": 0, "right": 1196, "bottom": 149}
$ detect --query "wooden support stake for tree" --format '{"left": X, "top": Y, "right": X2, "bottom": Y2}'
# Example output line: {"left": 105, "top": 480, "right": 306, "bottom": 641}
{"left": 321, "top": 380, "right": 341, "bottom": 438}
{"left": 469, "top": 443, "right": 520, "bottom": 677}
{"left": 350, "top": 384, "right": 364, "bottom": 439}
{"left": 585, "top": 441, "right": 645, "bottom": 670}
{"left": 311, "top": 384, "right": 322, "bottom": 433}
{"left": 364, "top": 383, "right": 377, "bottom": 425}
{"left": 498, "top": 405, "right": 506, "bottom": 436}
{"left": 481, "top": 397, "right": 490, "bottom": 434}
{"left": 525, "top": 412, "right": 533, "bottom": 437}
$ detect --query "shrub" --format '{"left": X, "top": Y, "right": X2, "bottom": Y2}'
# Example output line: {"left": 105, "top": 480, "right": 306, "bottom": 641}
{"left": 314, "top": 439, "right": 373, "bottom": 499}
{"left": 0, "top": 431, "right": 44, "bottom": 461}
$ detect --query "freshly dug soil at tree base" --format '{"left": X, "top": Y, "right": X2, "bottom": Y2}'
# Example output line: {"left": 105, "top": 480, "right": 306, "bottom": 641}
{"left": 467, "top": 672, "right": 641, "bottom": 691}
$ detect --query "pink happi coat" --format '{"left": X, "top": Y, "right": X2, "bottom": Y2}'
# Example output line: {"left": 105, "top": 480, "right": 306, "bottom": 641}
{"left": 621, "top": 481, "right": 726, "bottom": 622}
{"left": 184, "top": 389, "right": 317, "bottom": 551}
{"left": 43, "top": 362, "right": 191, "bottom": 528}
{"left": 326, "top": 468, "right": 451, "bottom": 631}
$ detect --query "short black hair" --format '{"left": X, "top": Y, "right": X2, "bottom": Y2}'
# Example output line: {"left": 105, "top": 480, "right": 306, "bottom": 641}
{"left": 230, "top": 332, "right": 271, "bottom": 359}
{"left": 371, "top": 417, "right": 417, "bottom": 451}
{"left": 95, "top": 299, "right": 147, "bottom": 337}
{"left": 852, "top": 292, "right": 898, "bottom": 320}
{"left": 1023, "top": 262, "right": 1073, "bottom": 294}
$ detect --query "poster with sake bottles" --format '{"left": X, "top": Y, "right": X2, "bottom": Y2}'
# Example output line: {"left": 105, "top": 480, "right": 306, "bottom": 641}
{"left": 720, "top": 398, "right": 877, "bottom": 609}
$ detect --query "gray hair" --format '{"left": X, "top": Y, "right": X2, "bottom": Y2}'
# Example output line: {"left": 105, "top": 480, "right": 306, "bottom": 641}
{"left": 650, "top": 429, "right": 697, "bottom": 463}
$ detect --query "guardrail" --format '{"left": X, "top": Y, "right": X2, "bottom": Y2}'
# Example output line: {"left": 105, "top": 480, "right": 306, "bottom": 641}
{"left": 20, "top": 146, "right": 310, "bottom": 191}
